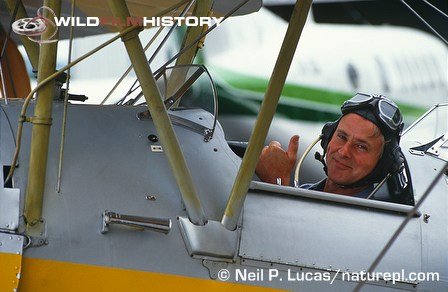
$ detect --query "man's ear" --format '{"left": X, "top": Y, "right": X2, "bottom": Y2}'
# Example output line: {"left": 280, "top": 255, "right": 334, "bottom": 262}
{"left": 389, "top": 144, "right": 405, "bottom": 173}
{"left": 320, "top": 120, "right": 339, "bottom": 152}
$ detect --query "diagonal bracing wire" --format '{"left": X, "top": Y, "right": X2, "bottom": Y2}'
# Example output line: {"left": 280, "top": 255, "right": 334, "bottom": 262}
{"left": 116, "top": 0, "right": 251, "bottom": 105}
{"left": 400, "top": 0, "right": 448, "bottom": 45}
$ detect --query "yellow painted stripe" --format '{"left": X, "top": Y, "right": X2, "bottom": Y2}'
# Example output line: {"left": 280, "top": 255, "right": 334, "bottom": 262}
{"left": 18, "top": 257, "right": 283, "bottom": 291}
{"left": 0, "top": 252, "right": 22, "bottom": 291}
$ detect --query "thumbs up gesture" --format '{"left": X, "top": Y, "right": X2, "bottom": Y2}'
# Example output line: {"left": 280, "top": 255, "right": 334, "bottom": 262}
{"left": 255, "top": 135, "right": 299, "bottom": 186}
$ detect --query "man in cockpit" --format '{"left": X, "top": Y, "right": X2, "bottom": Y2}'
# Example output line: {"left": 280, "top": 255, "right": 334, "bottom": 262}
{"left": 255, "top": 93, "right": 405, "bottom": 198}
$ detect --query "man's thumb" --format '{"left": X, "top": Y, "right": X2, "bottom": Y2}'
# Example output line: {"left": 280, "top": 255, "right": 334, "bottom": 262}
{"left": 287, "top": 135, "right": 299, "bottom": 160}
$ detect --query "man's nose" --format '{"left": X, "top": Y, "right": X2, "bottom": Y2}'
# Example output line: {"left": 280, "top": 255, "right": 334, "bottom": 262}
{"left": 338, "top": 142, "right": 351, "bottom": 158}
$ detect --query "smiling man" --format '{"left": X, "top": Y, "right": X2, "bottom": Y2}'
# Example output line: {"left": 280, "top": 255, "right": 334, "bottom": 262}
{"left": 255, "top": 93, "right": 405, "bottom": 198}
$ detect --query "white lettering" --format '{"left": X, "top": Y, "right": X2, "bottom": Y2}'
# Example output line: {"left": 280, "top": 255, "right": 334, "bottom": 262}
{"left": 53, "top": 16, "right": 99, "bottom": 27}
{"left": 199, "top": 17, "right": 212, "bottom": 27}
{"left": 172, "top": 16, "right": 183, "bottom": 24}
{"left": 185, "top": 16, "right": 198, "bottom": 26}
{"left": 161, "top": 16, "right": 174, "bottom": 26}
{"left": 235, "top": 269, "right": 264, "bottom": 281}
{"left": 109, "top": 16, "right": 225, "bottom": 27}
{"left": 235, "top": 269, "right": 246, "bottom": 281}
{"left": 75, "top": 17, "right": 86, "bottom": 26}
{"left": 86, "top": 17, "right": 99, "bottom": 26}
{"left": 287, "top": 270, "right": 297, "bottom": 281}
{"left": 53, "top": 17, "right": 71, "bottom": 26}
{"left": 269, "top": 269, "right": 279, "bottom": 280}
{"left": 341, "top": 270, "right": 441, "bottom": 284}
{"left": 143, "top": 17, "right": 158, "bottom": 26}
{"left": 212, "top": 17, "right": 225, "bottom": 26}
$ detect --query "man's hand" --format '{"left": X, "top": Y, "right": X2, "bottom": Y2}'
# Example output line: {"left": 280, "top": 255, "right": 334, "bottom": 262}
{"left": 255, "top": 135, "right": 299, "bottom": 186}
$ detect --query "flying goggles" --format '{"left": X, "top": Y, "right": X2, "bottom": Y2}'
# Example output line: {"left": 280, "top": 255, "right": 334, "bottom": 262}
{"left": 341, "top": 92, "right": 403, "bottom": 137}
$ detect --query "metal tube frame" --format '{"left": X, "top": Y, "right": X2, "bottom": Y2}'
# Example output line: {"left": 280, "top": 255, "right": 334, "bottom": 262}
{"left": 24, "top": 0, "right": 61, "bottom": 232}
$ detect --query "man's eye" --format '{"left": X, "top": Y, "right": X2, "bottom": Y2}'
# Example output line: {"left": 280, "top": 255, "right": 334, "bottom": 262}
{"left": 356, "top": 144, "right": 368, "bottom": 151}
{"left": 336, "top": 133, "right": 347, "bottom": 141}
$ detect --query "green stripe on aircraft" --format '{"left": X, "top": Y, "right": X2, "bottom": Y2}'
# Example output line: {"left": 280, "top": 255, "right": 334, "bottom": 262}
{"left": 212, "top": 66, "right": 426, "bottom": 123}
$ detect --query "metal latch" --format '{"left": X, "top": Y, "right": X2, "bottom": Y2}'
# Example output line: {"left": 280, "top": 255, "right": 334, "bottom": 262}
{"left": 100, "top": 210, "right": 171, "bottom": 234}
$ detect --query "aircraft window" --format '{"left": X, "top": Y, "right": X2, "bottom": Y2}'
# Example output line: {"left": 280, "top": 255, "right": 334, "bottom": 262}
{"left": 135, "top": 64, "right": 218, "bottom": 142}
{"left": 374, "top": 57, "right": 390, "bottom": 93}
{"left": 414, "top": 56, "right": 431, "bottom": 90}
{"left": 420, "top": 54, "right": 435, "bottom": 89}
{"left": 428, "top": 53, "right": 446, "bottom": 87}
{"left": 419, "top": 54, "right": 434, "bottom": 88}
{"left": 394, "top": 55, "right": 427, "bottom": 92}
{"left": 347, "top": 63, "right": 359, "bottom": 90}
{"left": 394, "top": 53, "right": 447, "bottom": 93}
{"left": 393, "top": 58, "right": 409, "bottom": 92}
{"left": 405, "top": 104, "right": 448, "bottom": 163}
{"left": 153, "top": 65, "right": 218, "bottom": 114}
{"left": 403, "top": 104, "right": 448, "bottom": 146}
{"left": 404, "top": 56, "right": 419, "bottom": 91}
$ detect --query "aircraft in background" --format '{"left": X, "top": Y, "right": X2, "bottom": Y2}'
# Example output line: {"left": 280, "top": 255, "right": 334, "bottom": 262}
{"left": 202, "top": 4, "right": 447, "bottom": 127}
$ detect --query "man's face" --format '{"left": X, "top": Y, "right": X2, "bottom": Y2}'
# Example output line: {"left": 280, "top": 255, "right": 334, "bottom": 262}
{"left": 326, "top": 113, "right": 385, "bottom": 186}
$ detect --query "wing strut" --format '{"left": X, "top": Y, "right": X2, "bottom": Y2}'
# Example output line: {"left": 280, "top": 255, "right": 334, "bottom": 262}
{"left": 107, "top": 0, "right": 207, "bottom": 226}
{"left": 221, "top": 0, "right": 313, "bottom": 231}
{"left": 23, "top": 0, "right": 61, "bottom": 236}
